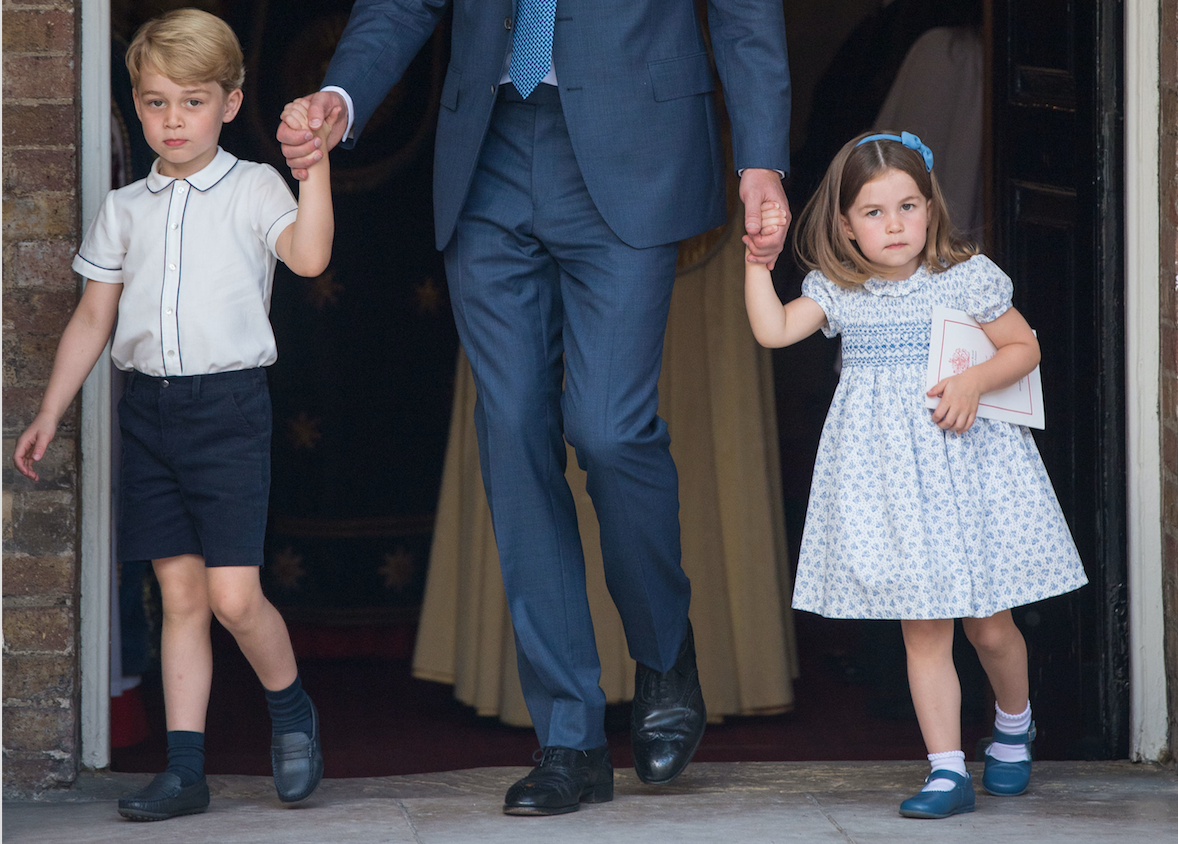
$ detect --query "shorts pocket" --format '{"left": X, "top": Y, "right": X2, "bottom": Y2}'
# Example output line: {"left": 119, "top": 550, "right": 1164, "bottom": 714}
{"left": 227, "top": 382, "right": 272, "bottom": 438}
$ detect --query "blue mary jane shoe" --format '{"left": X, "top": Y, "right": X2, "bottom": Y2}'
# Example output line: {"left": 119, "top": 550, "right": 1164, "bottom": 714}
{"left": 981, "top": 721, "right": 1035, "bottom": 796}
{"left": 898, "top": 770, "right": 975, "bottom": 819}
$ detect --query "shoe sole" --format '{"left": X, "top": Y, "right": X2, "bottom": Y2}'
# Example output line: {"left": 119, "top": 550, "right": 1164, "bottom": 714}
{"left": 982, "top": 782, "right": 1028, "bottom": 796}
{"left": 899, "top": 804, "right": 976, "bottom": 820}
{"left": 502, "top": 782, "right": 613, "bottom": 816}
{"left": 118, "top": 804, "right": 208, "bottom": 822}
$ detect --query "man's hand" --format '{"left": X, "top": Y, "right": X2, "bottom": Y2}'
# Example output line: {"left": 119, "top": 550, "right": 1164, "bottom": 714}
{"left": 277, "top": 90, "right": 348, "bottom": 180}
{"left": 740, "top": 168, "right": 790, "bottom": 271}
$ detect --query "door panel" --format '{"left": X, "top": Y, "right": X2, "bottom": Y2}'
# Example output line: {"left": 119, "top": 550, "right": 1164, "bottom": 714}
{"left": 990, "top": 0, "right": 1127, "bottom": 758}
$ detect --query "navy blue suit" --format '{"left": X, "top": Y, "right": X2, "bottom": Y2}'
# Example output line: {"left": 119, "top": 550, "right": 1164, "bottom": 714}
{"left": 325, "top": 0, "right": 790, "bottom": 750}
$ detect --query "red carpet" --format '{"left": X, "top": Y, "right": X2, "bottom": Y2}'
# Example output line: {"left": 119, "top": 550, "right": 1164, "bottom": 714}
{"left": 111, "top": 613, "right": 985, "bottom": 778}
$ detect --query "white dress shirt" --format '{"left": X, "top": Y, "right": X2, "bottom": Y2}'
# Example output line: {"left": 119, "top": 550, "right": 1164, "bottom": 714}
{"left": 73, "top": 147, "right": 298, "bottom": 377}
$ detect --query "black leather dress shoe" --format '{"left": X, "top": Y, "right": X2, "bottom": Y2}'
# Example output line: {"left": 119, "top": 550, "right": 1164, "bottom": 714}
{"left": 631, "top": 620, "right": 706, "bottom": 784}
{"left": 271, "top": 698, "right": 324, "bottom": 803}
{"left": 503, "top": 745, "right": 613, "bottom": 815}
{"left": 117, "top": 772, "right": 210, "bottom": 821}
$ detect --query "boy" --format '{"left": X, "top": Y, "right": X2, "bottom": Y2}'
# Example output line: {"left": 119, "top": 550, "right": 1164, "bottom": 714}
{"left": 13, "top": 9, "right": 338, "bottom": 821}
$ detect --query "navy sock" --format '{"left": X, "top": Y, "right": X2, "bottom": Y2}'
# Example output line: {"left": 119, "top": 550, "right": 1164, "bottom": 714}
{"left": 265, "top": 675, "right": 313, "bottom": 736}
{"left": 165, "top": 730, "right": 205, "bottom": 787}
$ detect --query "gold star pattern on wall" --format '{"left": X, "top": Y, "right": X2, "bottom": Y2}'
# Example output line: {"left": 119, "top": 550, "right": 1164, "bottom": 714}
{"left": 270, "top": 546, "right": 307, "bottom": 590}
{"left": 286, "top": 412, "right": 323, "bottom": 450}
{"left": 378, "top": 547, "right": 416, "bottom": 591}
{"left": 306, "top": 268, "right": 343, "bottom": 310}
{"left": 415, "top": 276, "right": 442, "bottom": 314}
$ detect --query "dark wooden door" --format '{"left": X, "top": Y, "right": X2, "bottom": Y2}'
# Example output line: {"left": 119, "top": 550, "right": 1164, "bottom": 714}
{"left": 989, "top": 0, "right": 1128, "bottom": 758}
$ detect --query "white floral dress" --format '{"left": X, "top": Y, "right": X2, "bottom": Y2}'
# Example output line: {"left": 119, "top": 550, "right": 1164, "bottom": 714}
{"left": 792, "top": 254, "right": 1088, "bottom": 619}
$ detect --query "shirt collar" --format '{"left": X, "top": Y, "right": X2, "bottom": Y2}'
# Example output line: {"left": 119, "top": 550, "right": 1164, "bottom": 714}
{"left": 145, "top": 146, "right": 238, "bottom": 193}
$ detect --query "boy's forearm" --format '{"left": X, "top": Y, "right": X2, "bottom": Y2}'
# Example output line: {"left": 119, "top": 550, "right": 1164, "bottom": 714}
{"left": 40, "top": 289, "right": 119, "bottom": 423}
{"left": 285, "top": 158, "right": 335, "bottom": 277}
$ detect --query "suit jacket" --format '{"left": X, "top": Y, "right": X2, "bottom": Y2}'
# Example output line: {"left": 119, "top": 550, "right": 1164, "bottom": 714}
{"left": 324, "top": 0, "right": 791, "bottom": 250}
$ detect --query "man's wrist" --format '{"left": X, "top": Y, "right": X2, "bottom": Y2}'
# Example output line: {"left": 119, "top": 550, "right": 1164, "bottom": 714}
{"left": 320, "top": 85, "right": 355, "bottom": 140}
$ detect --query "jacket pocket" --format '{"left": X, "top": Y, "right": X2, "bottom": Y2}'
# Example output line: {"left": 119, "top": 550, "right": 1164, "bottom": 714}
{"left": 441, "top": 66, "right": 461, "bottom": 111}
{"left": 648, "top": 52, "right": 714, "bottom": 102}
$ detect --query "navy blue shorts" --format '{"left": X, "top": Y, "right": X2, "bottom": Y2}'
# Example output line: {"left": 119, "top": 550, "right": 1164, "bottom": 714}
{"left": 117, "top": 368, "right": 271, "bottom": 567}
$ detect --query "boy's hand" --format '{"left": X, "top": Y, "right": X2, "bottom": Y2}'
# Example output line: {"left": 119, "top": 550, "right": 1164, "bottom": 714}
{"left": 281, "top": 98, "right": 337, "bottom": 146}
{"left": 927, "top": 371, "right": 982, "bottom": 433}
{"left": 278, "top": 91, "right": 347, "bottom": 180}
{"left": 13, "top": 413, "right": 58, "bottom": 481}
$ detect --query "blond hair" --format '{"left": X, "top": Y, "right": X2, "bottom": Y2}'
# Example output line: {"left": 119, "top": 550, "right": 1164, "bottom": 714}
{"left": 793, "top": 131, "right": 978, "bottom": 288}
{"left": 126, "top": 8, "right": 244, "bottom": 94}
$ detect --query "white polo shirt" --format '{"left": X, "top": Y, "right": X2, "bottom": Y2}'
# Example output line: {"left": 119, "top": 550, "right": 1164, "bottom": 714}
{"left": 73, "top": 147, "right": 299, "bottom": 377}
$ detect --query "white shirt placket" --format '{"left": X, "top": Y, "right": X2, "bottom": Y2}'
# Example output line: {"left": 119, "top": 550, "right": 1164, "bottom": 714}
{"left": 161, "top": 181, "right": 189, "bottom": 375}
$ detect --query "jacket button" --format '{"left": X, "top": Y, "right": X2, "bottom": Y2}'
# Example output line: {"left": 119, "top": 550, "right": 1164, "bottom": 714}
{"left": 505, "top": 17, "right": 512, "bottom": 29}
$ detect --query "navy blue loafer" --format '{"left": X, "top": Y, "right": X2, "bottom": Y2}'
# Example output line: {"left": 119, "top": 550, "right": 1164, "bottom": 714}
{"left": 982, "top": 721, "right": 1035, "bottom": 795}
{"left": 898, "top": 770, "right": 975, "bottom": 819}
{"left": 118, "top": 772, "right": 210, "bottom": 821}
{"left": 272, "top": 699, "right": 324, "bottom": 803}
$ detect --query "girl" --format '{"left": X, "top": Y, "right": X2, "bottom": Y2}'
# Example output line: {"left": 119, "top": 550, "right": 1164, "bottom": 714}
{"left": 744, "top": 131, "right": 1087, "bottom": 818}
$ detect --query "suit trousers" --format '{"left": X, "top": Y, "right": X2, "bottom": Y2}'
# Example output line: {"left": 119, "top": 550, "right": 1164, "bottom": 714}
{"left": 443, "top": 83, "right": 691, "bottom": 749}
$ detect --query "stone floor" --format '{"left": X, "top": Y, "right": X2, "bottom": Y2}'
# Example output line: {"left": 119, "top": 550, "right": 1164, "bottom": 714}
{"left": 5, "top": 761, "right": 1177, "bottom": 844}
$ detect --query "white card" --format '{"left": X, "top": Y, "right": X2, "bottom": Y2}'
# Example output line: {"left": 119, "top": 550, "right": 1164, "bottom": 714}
{"left": 925, "top": 306, "right": 1045, "bottom": 429}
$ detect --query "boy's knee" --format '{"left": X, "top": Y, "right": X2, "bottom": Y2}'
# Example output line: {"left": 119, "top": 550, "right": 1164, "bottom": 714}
{"left": 209, "top": 588, "right": 262, "bottom": 630}
{"left": 162, "top": 593, "right": 211, "bottom": 622}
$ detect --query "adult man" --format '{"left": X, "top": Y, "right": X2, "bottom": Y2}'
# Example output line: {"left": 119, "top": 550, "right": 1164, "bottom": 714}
{"left": 279, "top": 0, "right": 791, "bottom": 815}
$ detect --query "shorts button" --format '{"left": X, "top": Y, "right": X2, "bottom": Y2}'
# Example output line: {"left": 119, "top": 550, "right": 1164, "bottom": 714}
{"left": 161, "top": 379, "right": 170, "bottom": 388}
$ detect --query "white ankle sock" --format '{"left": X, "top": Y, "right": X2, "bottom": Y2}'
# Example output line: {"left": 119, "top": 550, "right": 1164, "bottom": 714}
{"left": 987, "top": 701, "right": 1032, "bottom": 762}
{"left": 923, "top": 750, "right": 967, "bottom": 792}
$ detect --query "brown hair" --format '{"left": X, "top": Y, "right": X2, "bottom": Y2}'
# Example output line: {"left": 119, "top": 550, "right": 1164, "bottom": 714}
{"left": 125, "top": 8, "right": 244, "bottom": 94}
{"left": 793, "top": 130, "right": 978, "bottom": 288}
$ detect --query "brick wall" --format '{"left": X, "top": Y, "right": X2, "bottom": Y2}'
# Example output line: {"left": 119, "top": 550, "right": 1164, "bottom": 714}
{"left": 1161, "top": 0, "right": 1178, "bottom": 767}
{"left": 2, "top": 0, "right": 83, "bottom": 794}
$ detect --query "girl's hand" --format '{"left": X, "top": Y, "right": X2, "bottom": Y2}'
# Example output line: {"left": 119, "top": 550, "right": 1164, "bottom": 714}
{"left": 927, "top": 370, "right": 983, "bottom": 433}
{"left": 13, "top": 413, "right": 58, "bottom": 481}
{"left": 759, "top": 200, "right": 786, "bottom": 236}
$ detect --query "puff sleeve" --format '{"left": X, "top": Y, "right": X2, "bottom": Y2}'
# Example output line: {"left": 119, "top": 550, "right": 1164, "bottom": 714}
{"left": 960, "top": 254, "right": 1014, "bottom": 324}
{"left": 801, "top": 270, "right": 843, "bottom": 337}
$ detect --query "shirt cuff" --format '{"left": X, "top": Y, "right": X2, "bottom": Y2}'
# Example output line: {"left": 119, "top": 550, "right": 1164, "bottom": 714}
{"left": 737, "top": 169, "right": 786, "bottom": 178}
{"left": 321, "top": 86, "right": 355, "bottom": 141}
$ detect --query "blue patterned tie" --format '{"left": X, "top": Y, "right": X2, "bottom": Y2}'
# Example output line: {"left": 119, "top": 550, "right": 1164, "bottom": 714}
{"left": 510, "top": 0, "right": 557, "bottom": 98}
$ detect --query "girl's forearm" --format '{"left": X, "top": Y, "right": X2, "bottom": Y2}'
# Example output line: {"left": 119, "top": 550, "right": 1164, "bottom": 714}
{"left": 745, "top": 263, "right": 789, "bottom": 347}
{"left": 963, "top": 340, "right": 1041, "bottom": 396}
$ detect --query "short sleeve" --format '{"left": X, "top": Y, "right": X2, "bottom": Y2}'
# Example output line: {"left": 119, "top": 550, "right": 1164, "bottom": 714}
{"left": 961, "top": 254, "right": 1013, "bottom": 323}
{"left": 72, "top": 190, "right": 126, "bottom": 284}
{"left": 252, "top": 164, "right": 299, "bottom": 258}
{"left": 800, "top": 271, "right": 842, "bottom": 337}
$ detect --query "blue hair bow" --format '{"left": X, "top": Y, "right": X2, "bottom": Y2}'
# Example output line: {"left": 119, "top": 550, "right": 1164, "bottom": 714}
{"left": 856, "top": 131, "right": 934, "bottom": 172}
